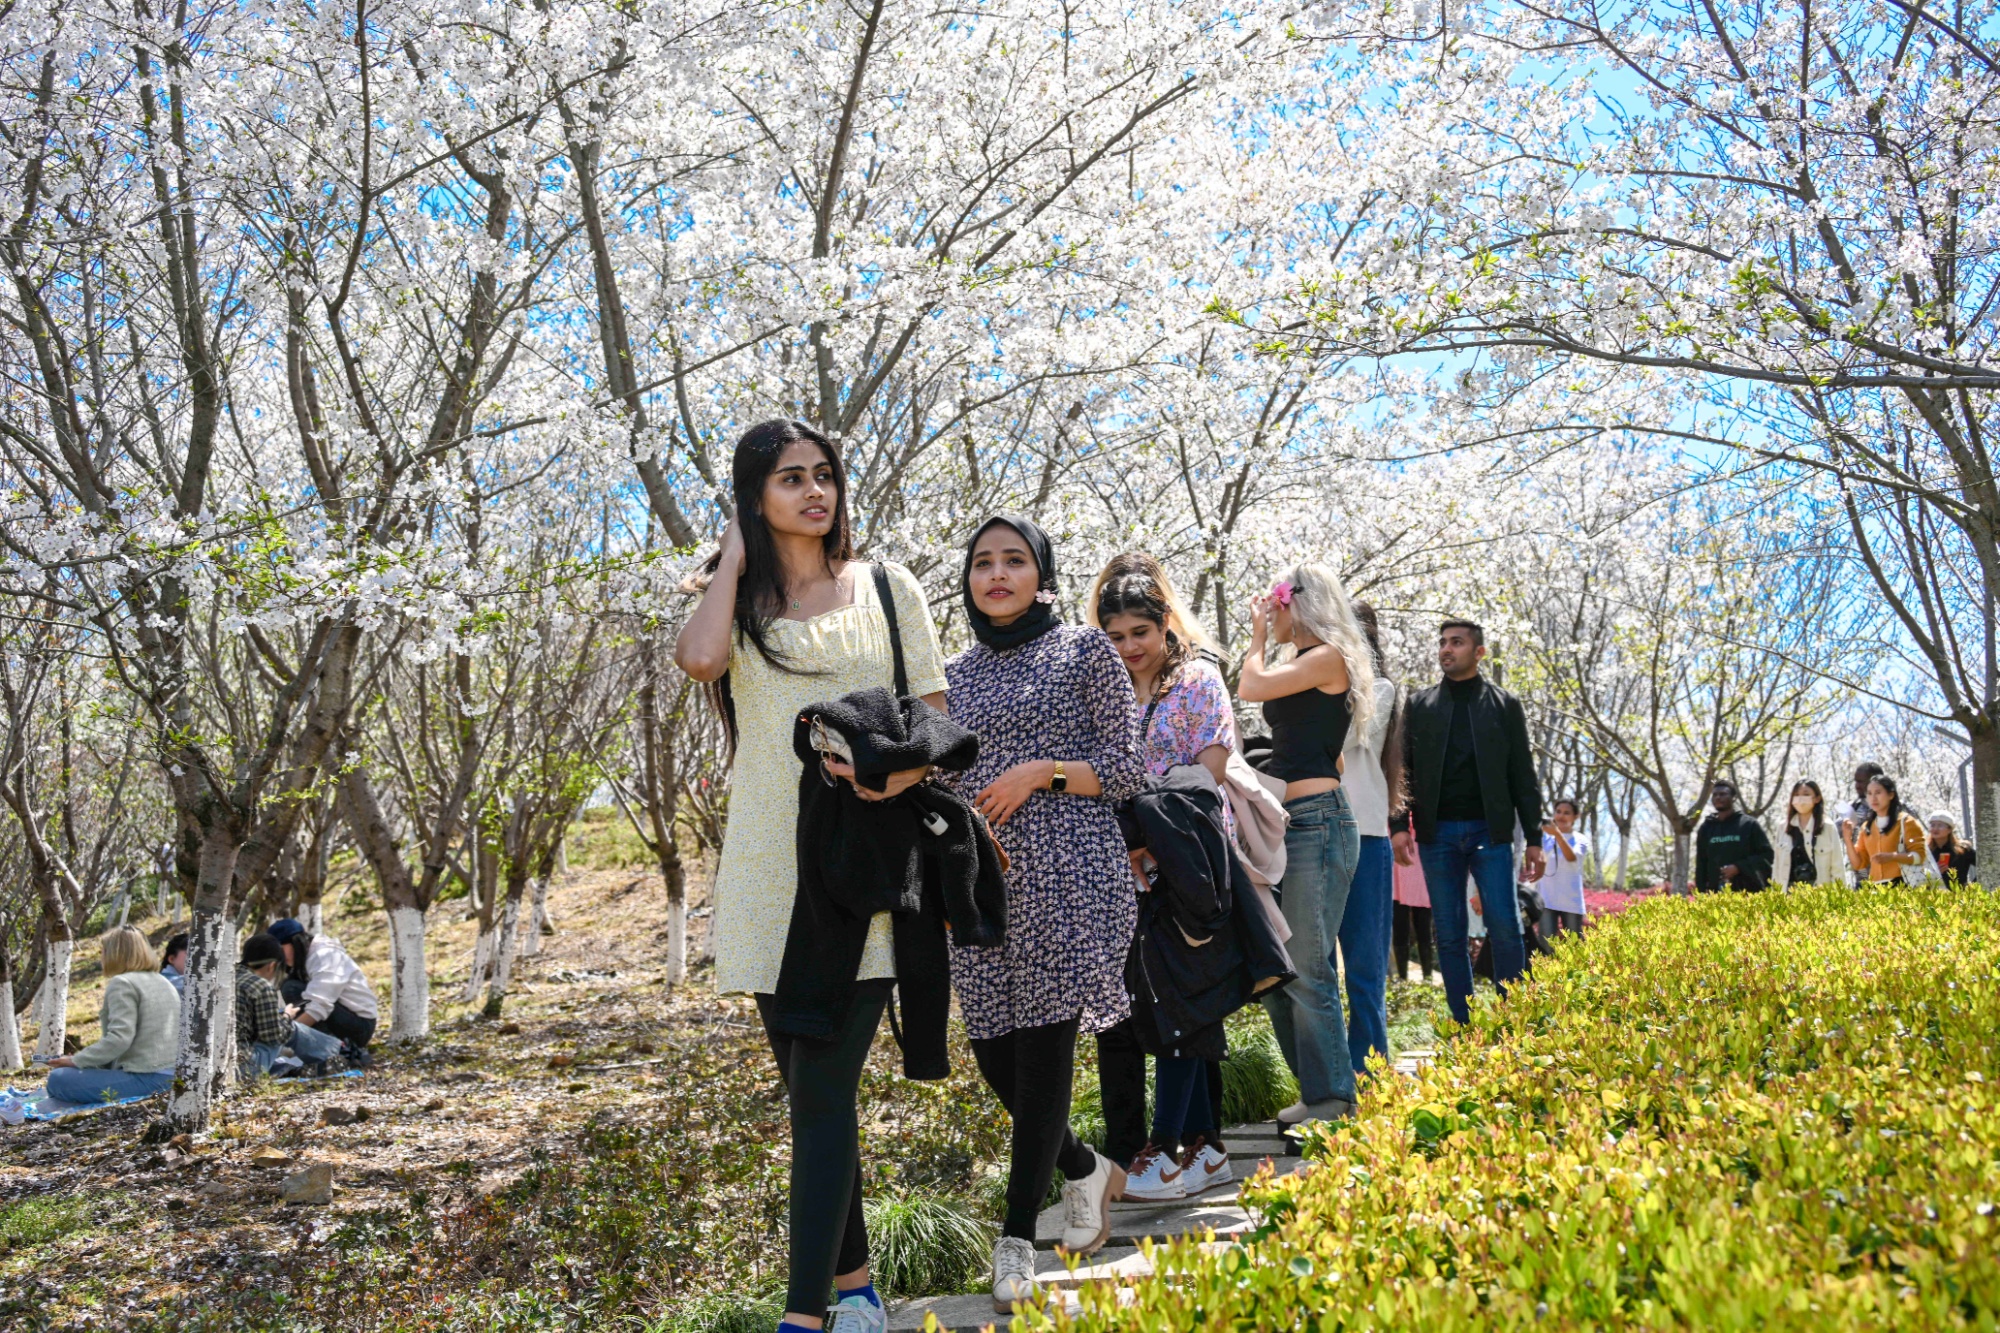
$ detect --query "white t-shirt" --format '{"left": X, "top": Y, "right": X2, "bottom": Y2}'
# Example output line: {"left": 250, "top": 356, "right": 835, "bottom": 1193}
{"left": 1538, "top": 830, "right": 1591, "bottom": 915}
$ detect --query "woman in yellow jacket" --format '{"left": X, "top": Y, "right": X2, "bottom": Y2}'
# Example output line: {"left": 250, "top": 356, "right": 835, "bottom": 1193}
{"left": 1842, "top": 772, "right": 1928, "bottom": 884}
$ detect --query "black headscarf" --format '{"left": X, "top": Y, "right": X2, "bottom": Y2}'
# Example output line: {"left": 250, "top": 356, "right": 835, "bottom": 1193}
{"left": 961, "top": 514, "right": 1061, "bottom": 651}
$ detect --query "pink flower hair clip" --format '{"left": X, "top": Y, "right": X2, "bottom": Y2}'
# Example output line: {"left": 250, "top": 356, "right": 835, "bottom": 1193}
{"left": 1033, "top": 588, "right": 1058, "bottom": 604}
{"left": 1269, "top": 581, "right": 1295, "bottom": 607}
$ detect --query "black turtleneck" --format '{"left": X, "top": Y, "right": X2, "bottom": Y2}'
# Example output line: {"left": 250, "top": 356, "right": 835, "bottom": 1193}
{"left": 1435, "top": 675, "right": 1485, "bottom": 821}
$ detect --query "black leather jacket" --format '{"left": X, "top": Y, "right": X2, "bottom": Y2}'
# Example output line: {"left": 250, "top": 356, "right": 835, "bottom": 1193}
{"left": 1398, "top": 674, "right": 1543, "bottom": 845}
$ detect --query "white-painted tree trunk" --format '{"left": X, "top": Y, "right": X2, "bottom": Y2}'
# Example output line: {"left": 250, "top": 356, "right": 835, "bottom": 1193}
{"left": 462, "top": 929, "right": 495, "bottom": 1003}
{"left": 167, "top": 893, "right": 238, "bottom": 1131}
{"left": 386, "top": 906, "right": 430, "bottom": 1041}
{"left": 0, "top": 952, "right": 22, "bottom": 1072}
{"left": 523, "top": 876, "right": 552, "bottom": 957}
{"left": 32, "top": 938, "right": 72, "bottom": 1062}
{"left": 485, "top": 897, "right": 521, "bottom": 1014}
{"left": 300, "top": 900, "right": 324, "bottom": 934}
{"left": 1614, "top": 839, "right": 1631, "bottom": 895}
{"left": 665, "top": 895, "right": 686, "bottom": 989}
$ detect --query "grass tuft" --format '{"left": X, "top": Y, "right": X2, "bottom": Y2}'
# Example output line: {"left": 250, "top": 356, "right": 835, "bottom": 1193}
{"left": 0, "top": 1195, "right": 92, "bottom": 1250}
{"left": 862, "top": 1192, "right": 996, "bottom": 1297}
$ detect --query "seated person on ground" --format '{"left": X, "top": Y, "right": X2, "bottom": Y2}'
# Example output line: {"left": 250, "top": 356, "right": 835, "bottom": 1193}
{"left": 237, "top": 933, "right": 345, "bottom": 1077}
{"left": 160, "top": 932, "right": 189, "bottom": 996}
{"left": 45, "top": 926, "right": 179, "bottom": 1104}
{"left": 266, "top": 918, "right": 381, "bottom": 1055}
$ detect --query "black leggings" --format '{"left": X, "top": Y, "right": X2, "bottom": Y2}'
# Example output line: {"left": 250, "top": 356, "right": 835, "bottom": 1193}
{"left": 1393, "top": 902, "right": 1436, "bottom": 981}
{"left": 757, "top": 984, "right": 889, "bottom": 1318}
{"left": 971, "top": 1016, "right": 1096, "bottom": 1240}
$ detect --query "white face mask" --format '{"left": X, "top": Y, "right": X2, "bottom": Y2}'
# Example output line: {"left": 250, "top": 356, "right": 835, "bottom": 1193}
{"left": 1792, "top": 795, "right": 1816, "bottom": 815}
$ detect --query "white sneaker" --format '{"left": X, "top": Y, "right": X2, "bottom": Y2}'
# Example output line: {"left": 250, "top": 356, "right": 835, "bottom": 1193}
{"left": 828, "top": 1290, "right": 886, "bottom": 1333}
{"left": 1057, "top": 1149, "right": 1126, "bottom": 1256}
{"left": 1120, "top": 1143, "right": 1187, "bottom": 1201}
{"left": 990, "top": 1235, "right": 1040, "bottom": 1312}
{"left": 1179, "top": 1137, "right": 1232, "bottom": 1194}
{"left": 1276, "top": 1099, "right": 1312, "bottom": 1125}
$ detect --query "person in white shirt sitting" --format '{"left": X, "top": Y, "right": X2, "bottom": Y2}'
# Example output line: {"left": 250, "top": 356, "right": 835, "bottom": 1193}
{"left": 1537, "top": 798, "right": 1591, "bottom": 938}
{"left": 265, "top": 918, "right": 381, "bottom": 1059}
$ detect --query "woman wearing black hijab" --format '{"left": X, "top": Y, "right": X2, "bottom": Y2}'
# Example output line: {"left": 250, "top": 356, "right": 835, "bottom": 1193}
{"left": 941, "top": 516, "right": 1147, "bottom": 1309}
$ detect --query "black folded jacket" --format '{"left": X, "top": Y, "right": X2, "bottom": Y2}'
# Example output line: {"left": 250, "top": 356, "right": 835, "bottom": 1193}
{"left": 769, "top": 685, "right": 1004, "bottom": 1079}
{"left": 1120, "top": 767, "right": 1296, "bottom": 1060}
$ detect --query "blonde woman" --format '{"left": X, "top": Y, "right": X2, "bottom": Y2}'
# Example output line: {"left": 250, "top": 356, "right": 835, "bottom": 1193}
{"left": 45, "top": 926, "right": 180, "bottom": 1103}
{"left": 1237, "top": 563, "right": 1377, "bottom": 1124}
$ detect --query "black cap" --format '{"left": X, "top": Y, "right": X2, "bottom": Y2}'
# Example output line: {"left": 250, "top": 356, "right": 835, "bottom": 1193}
{"left": 241, "top": 933, "right": 284, "bottom": 967}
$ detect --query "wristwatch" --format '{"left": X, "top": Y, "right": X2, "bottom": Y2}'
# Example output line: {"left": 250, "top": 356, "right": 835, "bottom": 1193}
{"left": 1050, "top": 760, "right": 1068, "bottom": 793}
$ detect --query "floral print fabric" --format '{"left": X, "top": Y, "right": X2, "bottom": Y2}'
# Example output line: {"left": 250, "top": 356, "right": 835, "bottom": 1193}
{"left": 943, "top": 624, "right": 1145, "bottom": 1040}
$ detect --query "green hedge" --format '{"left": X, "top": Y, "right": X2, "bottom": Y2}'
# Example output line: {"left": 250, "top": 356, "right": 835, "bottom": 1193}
{"left": 1051, "top": 885, "right": 2000, "bottom": 1331}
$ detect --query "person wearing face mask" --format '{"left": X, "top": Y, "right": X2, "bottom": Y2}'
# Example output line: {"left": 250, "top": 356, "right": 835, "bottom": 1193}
{"left": 1777, "top": 781, "right": 1844, "bottom": 886}
{"left": 1843, "top": 772, "right": 1927, "bottom": 884}
{"left": 942, "top": 516, "right": 1146, "bottom": 1311}
{"left": 1692, "top": 779, "right": 1774, "bottom": 893}
{"left": 676, "top": 419, "right": 951, "bottom": 1333}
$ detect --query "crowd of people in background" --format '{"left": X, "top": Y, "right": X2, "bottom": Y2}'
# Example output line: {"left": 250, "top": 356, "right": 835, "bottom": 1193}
{"left": 676, "top": 418, "right": 1989, "bottom": 1333}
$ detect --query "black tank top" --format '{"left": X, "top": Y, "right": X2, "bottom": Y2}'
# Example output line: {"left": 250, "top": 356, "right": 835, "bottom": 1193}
{"left": 1261, "top": 683, "right": 1352, "bottom": 783}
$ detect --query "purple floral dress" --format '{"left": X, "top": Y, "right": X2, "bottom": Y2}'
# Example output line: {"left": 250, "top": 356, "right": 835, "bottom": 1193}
{"left": 945, "top": 624, "right": 1146, "bottom": 1040}
{"left": 1140, "top": 657, "right": 1238, "bottom": 837}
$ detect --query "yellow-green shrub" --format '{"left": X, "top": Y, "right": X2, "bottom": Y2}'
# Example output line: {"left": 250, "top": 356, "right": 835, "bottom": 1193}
{"left": 1051, "top": 885, "right": 2000, "bottom": 1331}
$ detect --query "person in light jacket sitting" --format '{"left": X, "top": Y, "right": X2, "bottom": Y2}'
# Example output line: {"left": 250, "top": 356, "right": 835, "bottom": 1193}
{"left": 266, "top": 918, "right": 381, "bottom": 1053}
{"left": 45, "top": 926, "right": 179, "bottom": 1103}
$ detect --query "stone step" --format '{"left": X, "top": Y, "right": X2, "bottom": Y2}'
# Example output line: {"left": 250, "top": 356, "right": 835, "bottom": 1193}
{"left": 888, "top": 1283, "right": 1143, "bottom": 1332}
{"left": 1036, "top": 1244, "right": 1149, "bottom": 1287}
{"left": 1032, "top": 1157, "right": 1302, "bottom": 1249}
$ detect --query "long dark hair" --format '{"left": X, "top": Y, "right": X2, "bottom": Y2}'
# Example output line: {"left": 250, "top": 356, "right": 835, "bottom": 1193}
{"left": 284, "top": 930, "right": 315, "bottom": 983}
{"left": 1095, "top": 572, "right": 1194, "bottom": 685}
{"left": 1868, "top": 773, "right": 1906, "bottom": 832}
{"left": 1789, "top": 780, "right": 1825, "bottom": 837}
{"left": 698, "top": 419, "right": 854, "bottom": 750}
{"left": 1353, "top": 602, "right": 1406, "bottom": 812}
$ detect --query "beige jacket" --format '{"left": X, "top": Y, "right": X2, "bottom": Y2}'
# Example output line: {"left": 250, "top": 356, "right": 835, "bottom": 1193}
{"left": 1221, "top": 751, "right": 1292, "bottom": 943}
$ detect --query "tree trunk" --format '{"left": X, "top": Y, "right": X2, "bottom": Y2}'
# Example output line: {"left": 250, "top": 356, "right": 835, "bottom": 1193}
{"left": 463, "top": 834, "right": 499, "bottom": 1003}
{"left": 340, "top": 768, "right": 431, "bottom": 1040}
{"left": 1972, "top": 721, "right": 1999, "bottom": 885}
{"left": 386, "top": 905, "right": 429, "bottom": 1041}
{"left": 165, "top": 833, "right": 242, "bottom": 1132}
{"left": 31, "top": 916, "right": 71, "bottom": 1062}
{"left": 483, "top": 864, "right": 528, "bottom": 1017}
{"left": 659, "top": 836, "right": 687, "bottom": 989}
{"left": 523, "top": 875, "right": 553, "bottom": 956}
{"left": 1670, "top": 821, "right": 1693, "bottom": 897}
{"left": 0, "top": 940, "right": 22, "bottom": 1071}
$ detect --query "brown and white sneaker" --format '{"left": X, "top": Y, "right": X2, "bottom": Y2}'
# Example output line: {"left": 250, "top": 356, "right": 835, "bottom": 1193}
{"left": 1121, "top": 1142, "right": 1188, "bottom": 1201}
{"left": 1179, "top": 1133, "right": 1233, "bottom": 1194}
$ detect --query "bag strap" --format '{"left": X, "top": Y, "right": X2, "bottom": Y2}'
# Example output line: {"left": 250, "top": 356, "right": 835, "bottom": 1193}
{"left": 871, "top": 563, "right": 908, "bottom": 697}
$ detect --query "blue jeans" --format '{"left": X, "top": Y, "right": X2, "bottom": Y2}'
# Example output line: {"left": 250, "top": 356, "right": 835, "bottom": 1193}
{"left": 243, "top": 1022, "right": 345, "bottom": 1078}
{"left": 1342, "top": 834, "right": 1394, "bottom": 1074}
{"left": 1421, "top": 820, "right": 1525, "bottom": 1024}
{"left": 1260, "top": 789, "right": 1360, "bottom": 1105}
{"left": 46, "top": 1066, "right": 173, "bottom": 1104}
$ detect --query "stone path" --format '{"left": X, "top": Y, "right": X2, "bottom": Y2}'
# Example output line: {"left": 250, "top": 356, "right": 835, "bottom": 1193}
{"left": 887, "top": 1120, "right": 1298, "bottom": 1332}
{"left": 886, "top": 1050, "right": 1437, "bottom": 1332}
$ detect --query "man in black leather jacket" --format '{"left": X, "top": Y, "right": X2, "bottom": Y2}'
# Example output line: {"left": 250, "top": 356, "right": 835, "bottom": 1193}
{"left": 1391, "top": 620, "right": 1545, "bottom": 1024}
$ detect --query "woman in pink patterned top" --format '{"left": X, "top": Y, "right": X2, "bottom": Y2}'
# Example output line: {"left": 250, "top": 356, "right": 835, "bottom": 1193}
{"left": 1093, "top": 566, "right": 1240, "bottom": 1203}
